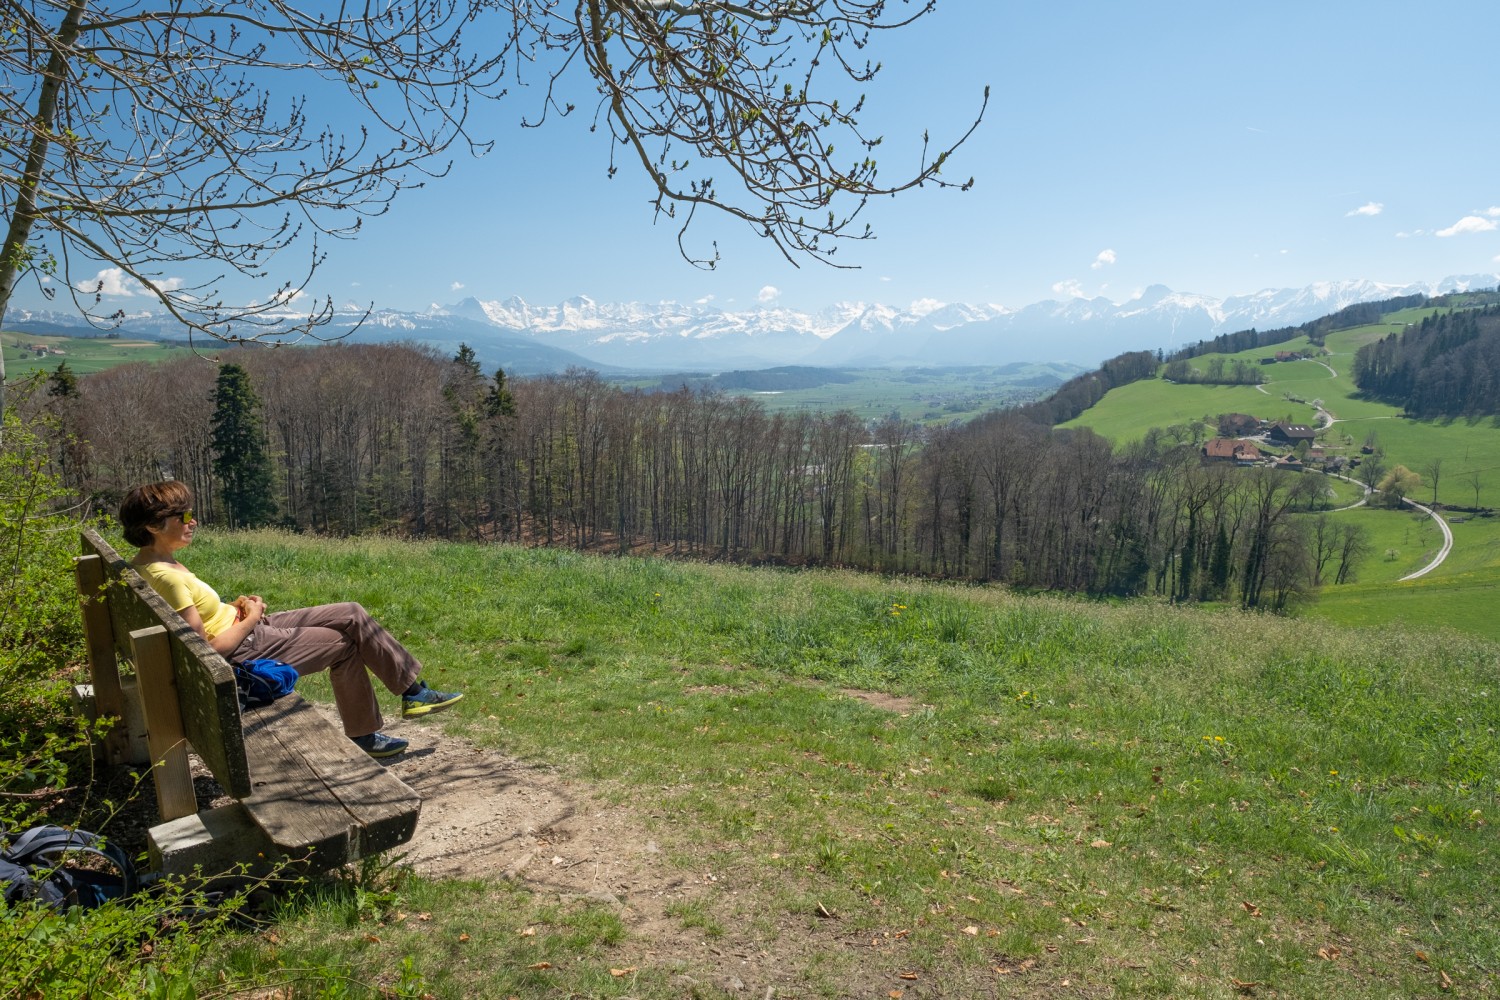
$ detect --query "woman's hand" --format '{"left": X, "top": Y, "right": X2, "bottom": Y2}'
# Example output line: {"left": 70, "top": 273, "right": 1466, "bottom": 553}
{"left": 234, "top": 595, "right": 267, "bottom": 625}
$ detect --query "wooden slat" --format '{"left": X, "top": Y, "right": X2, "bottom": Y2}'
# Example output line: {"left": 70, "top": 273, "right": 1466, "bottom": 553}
{"left": 132, "top": 625, "right": 197, "bottom": 822}
{"left": 74, "top": 552, "right": 130, "bottom": 764}
{"left": 80, "top": 528, "right": 251, "bottom": 796}
{"left": 240, "top": 695, "right": 422, "bottom": 863}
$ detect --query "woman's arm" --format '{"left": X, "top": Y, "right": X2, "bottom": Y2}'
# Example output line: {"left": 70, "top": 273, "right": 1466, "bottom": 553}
{"left": 180, "top": 596, "right": 265, "bottom": 656}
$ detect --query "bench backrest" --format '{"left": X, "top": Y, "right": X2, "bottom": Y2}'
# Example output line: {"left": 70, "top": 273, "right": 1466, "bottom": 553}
{"left": 77, "top": 528, "right": 252, "bottom": 797}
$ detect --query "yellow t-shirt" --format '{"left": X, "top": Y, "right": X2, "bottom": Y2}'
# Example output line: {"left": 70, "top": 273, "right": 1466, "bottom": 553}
{"left": 135, "top": 562, "right": 238, "bottom": 640}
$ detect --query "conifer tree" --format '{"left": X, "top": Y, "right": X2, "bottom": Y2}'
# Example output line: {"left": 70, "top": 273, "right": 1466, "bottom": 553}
{"left": 211, "top": 364, "right": 276, "bottom": 528}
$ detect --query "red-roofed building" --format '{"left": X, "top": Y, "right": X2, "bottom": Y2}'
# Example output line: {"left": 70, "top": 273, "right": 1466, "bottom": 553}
{"left": 1202, "top": 438, "right": 1262, "bottom": 465}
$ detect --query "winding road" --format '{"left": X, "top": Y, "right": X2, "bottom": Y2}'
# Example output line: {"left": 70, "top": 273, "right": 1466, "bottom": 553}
{"left": 1257, "top": 356, "right": 1455, "bottom": 580}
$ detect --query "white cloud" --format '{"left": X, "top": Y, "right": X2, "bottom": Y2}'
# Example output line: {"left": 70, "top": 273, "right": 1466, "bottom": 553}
{"left": 268, "top": 287, "right": 306, "bottom": 306}
{"left": 1346, "top": 202, "right": 1384, "bottom": 217}
{"left": 1487, "top": 207, "right": 1500, "bottom": 218}
{"left": 1434, "top": 215, "right": 1494, "bottom": 238}
{"left": 695, "top": 294, "right": 715, "bottom": 305}
{"left": 1091, "top": 249, "right": 1117, "bottom": 270}
{"left": 450, "top": 281, "right": 465, "bottom": 292}
{"left": 77, "top": 268, "right": 138, "bottom": 296}
{"left": 909, "top": 297, "right": 945, "bottom": 317}
{"left": 74, "top": 268, "right": 185, "bottom": 297}
{"left": 1437, "top": 215, "right": 1499, "bottom": 237}
{"left": 1052, "top": 279, "right": 1085, "bottom": 299}
{"left": 757, "top": 285, "right": 780, "bottom": 303}
{"left": 879, "top": 275, "right": 893, "bottom": 282}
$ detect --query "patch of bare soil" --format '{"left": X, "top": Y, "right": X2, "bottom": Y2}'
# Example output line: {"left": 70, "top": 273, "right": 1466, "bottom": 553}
{"left": 371, "top": 713, "right": 824, "bottom": 996}
{"left": 101, "top": 700, "right": 1048, "bottom": 998}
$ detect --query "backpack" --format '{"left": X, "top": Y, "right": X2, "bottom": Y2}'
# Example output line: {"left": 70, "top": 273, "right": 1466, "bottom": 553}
{"left": 0, "top": 825, "right": 139, "bottom": 911}
{"left": 233, "top": 657, "right": 299, "bottom": 708}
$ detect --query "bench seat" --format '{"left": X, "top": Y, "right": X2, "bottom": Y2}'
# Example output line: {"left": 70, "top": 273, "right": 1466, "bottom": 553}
{"left": 75, "top": 527, "right": 422, "bottom": 874}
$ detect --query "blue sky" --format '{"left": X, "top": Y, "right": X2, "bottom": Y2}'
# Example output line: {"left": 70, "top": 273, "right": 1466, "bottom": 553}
{"left": 33, "top": 2, "right": 1500, "bottom": 319}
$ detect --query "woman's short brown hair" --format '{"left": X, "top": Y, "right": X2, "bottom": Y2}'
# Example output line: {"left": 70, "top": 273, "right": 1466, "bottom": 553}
{"left": 120, "top": 481, "right": 193, "bottom": 547}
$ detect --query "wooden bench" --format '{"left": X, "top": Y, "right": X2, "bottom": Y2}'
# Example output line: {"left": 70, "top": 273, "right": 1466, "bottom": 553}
{"left": 74, "top": 527, "right": 422, "bottom": 876}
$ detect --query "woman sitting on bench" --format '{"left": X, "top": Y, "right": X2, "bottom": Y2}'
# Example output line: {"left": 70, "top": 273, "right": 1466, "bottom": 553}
{"left": 120, "top": 480, "right": 461, "bottom": 759}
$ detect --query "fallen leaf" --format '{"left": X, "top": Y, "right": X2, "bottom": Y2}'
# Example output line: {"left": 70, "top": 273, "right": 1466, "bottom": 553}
{"left": 889, "top": 993, "right": 904, "bottom": 999}
{"left": 528, "top": 962, "right": 553, "bottom": 970}
{"left": 962, "top": 925, "right": 979, "bottom": 936}
{"left": 363, "top": 934, "right": 381, "bottom": 944}
{"left": 457, "top": 933, "right": 470, "bottom": 943}
{"left": 995, "top": 966, "right": 1011, "bottom": 975}
{"left": 1090, "top": 839, "right": 1111, "bottom": 849}
{"left": 610, "top": 968, "right": 637, "bottom": 977}
{"left": 898, "top": 972, "right": 919, "bottom": 981}
{"left": 519, "top": 927, "right": 536, "bottom": 937}
{"left": 1318, "top": 947, "right": 1341, "bottom": 961}
{"left": 1415, "top": 951, "right": 1430, "bottom": 963}
{"left": 1231, "top": 978, "right": 1259, "bottom": 994}
{"left": 551, "top": 856, "right": 564, "bottom": 866}
{"left": 1241, "top": 901, "right": 1262, "bottom": 917}
{"left": 416, "top": 912, "right": 432, "bottom": 922}
{"left": 1441, "top": 969, "right": 1453, "bottom": 989}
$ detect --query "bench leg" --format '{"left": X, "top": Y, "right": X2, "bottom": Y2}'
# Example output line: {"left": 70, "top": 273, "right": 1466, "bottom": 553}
{"left": 132, "top": 625, "right": 198, "bottom": 822}
{"left": 75, "top": 553, "right": 131, "bottom": 765}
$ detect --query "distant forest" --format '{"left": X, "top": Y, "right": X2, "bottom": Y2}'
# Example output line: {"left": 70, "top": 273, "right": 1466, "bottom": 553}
{"left": 39, "top": 341, "right": 1363, "bottom": 611}
{"left": 1351, "top": 304, "right": 1500, "bottom": 417}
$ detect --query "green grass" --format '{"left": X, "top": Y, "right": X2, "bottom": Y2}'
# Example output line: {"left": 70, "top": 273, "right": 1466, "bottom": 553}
{"left": 162, "top": 530, "right": 1498, "bottom": 999}
{"left": 1, "top": 330, "right": 195, "bottom": 376}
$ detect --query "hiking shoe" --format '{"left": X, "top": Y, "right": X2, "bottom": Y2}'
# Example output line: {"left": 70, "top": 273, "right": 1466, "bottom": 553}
{"left": 352, "top": 731, "right": 409, "bottom": 759}
{"left": 402, "top": 680, "right": 463, "bottom": 718}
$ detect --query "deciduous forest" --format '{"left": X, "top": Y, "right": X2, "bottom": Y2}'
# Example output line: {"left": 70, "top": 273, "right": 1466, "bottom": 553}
{"left": 38, "top": 341, "right": 1365, "bottom": 610}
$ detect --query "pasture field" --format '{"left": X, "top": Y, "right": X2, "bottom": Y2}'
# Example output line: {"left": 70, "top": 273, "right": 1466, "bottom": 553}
{"left": 1, "top": 329, "right": 193, "bottom": 376}
{"left": 150, "top": 530, "right": 1498, "bottom": 1000}
{"left": 620, "top": 364, "right": 1077, "bottom": 424}
{"left": 1060, "top": 317, "right": 1500, "bottom": 640}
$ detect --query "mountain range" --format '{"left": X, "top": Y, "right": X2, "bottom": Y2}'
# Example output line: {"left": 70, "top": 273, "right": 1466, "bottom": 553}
{"left": 8, "top": 274, "right": 1498, "bottom": 375}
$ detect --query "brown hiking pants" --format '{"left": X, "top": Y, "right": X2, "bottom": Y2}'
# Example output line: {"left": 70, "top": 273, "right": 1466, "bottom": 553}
{"left": 228, "top": 602, "right": 422, "bottom": 738}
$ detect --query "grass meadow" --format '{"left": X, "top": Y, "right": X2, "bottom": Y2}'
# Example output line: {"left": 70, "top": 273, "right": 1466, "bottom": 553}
{"left": 162, "top": 529, "right": 1498, "bottom": 999}
{"left": 1, "top": 330, "right": 195, "bottom": 377}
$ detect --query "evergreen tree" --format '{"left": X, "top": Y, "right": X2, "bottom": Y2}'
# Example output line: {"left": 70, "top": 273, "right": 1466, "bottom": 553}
{"left": 211, "top": 363, "right": 276, "bottom": 528}
{"left": 46, "top": 361, "right": 78, "bottom": 398}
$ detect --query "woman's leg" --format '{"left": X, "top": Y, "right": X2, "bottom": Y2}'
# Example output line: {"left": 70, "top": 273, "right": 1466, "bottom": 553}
{"left": 232, "top": 602, "right": 423, "bottom": 738}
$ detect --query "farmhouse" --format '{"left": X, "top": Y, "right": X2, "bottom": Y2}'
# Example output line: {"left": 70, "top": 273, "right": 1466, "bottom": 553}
{"left": 1202, "top": 438, "right": 1262, "bottom": 465}
{"left": 1217, "top": 412, "right": 1262, "bottom": 437}
{"left": 1267, "top": 421, "right": 1315, "bottom": 445}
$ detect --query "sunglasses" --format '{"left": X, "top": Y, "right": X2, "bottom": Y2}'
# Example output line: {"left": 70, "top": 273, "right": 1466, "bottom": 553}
{"left": 174, "top": 509, "right": 194, "bottom": 524}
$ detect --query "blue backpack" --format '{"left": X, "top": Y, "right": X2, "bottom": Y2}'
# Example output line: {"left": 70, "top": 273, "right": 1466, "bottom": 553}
{"left": 233, "top": 658, "right": 299, "bottom": 708}
{"left": 0, "top": 826, "right": 139, "bottom": 911}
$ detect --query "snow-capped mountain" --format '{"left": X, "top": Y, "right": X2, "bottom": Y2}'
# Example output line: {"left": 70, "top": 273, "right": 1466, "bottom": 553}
{"left": 8, "top": 274, "right": 1497, "bottom": 374}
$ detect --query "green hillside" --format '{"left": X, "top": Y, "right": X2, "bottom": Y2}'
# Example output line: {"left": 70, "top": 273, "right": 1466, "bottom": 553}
{"left": 1058, "top": 310, "right": 1500, "bottom": 639}
{"left": 117, "top": 532, "right": 1498, "bottom": 998}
